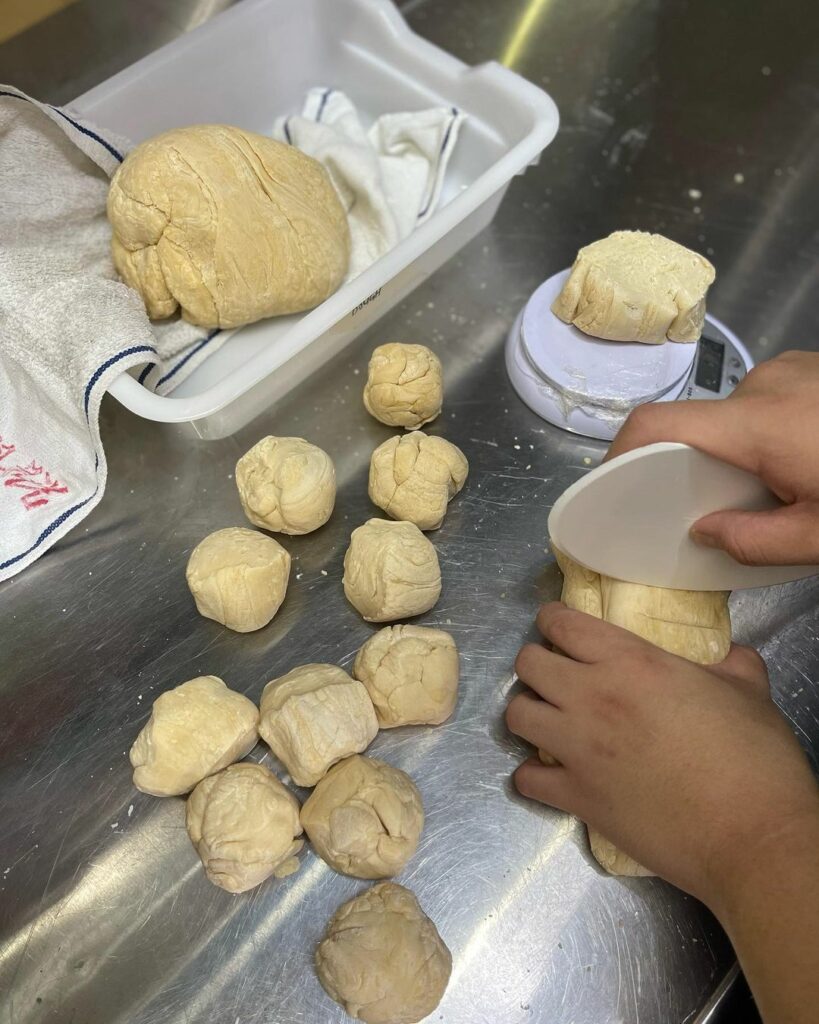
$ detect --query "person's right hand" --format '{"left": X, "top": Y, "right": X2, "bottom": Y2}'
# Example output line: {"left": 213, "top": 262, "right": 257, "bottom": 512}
{"left": 608, "top": 350, "right": 819, "bottom": 566}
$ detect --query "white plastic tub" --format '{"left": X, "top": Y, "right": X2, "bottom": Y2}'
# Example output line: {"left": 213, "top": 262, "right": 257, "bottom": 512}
{"left": 72, "top": 0, "right": 558, "bottom": 439}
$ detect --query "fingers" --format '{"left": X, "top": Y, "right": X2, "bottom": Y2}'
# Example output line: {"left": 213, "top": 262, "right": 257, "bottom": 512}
{"left": 605, "top": 398, "right": 760, "bottom": 475}
{"left": 514, "top": 642, "right": 579, "bottom": 707}
{"left": 513, "top": 758, "right": 575, "bottom": 813}
{"left": 692, "top": 502, "right": 819, "bottom": 566}
{"left": 717, "top": 644, "right": 770, "bottom": 696}
{"left": 505, "top": 691, "right": 564, "bottom": 753}
{"left": 535, "top": 603, "right": 635, "bottom": 663}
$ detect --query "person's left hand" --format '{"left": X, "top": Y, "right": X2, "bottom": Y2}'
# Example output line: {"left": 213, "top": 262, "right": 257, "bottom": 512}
{"left": 506, "top": 603, "right": 819, "bottom": 907}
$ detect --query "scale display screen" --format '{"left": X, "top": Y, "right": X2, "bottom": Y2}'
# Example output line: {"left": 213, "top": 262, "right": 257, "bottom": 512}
{"left": 694, "top": 336, "right": 725, "bottom": 392}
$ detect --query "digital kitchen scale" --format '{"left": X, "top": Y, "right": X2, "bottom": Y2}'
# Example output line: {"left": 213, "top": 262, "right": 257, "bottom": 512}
{"left": 505, "top": 268, "right": 753, "bottom": 440}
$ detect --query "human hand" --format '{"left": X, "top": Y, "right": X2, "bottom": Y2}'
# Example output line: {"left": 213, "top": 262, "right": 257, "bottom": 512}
{"left": 506, "top": 603, "right": 819, "bottom": 909}
{"left": 607, "top": 350, "right": 819, "bottom": 566}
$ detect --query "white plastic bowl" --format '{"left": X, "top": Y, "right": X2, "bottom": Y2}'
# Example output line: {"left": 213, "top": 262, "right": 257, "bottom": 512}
{"left": 72, "top": 0, "right": 559, "bottom": 438}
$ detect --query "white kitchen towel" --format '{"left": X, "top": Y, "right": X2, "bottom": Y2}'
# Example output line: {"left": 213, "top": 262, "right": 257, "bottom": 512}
{"left": 0, "top": 86, "right": 462, "bottom": 581}
{"left": 274, "top": 88, "right": 464, "bottom": 278}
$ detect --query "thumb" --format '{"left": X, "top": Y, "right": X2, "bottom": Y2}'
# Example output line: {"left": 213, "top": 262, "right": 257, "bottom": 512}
{"left": 692, "top": 503, "right": 819, "bottom": 566}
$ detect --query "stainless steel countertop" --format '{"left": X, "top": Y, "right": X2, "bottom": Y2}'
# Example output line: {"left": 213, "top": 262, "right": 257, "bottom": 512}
{"left": 1, "top": 2, "right": 817, "bottom": 1023}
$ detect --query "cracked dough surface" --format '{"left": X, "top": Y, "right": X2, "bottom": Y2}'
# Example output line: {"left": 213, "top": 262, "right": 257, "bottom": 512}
{"left": 316, "top": 881, "right": 451, "bottom": 1024}
{"left": 550, "top": 548, "right": 731, "bottom": 876}
{"left": 354, "top": 624, "right": 459, "bottom": 727}
{"left": 107, "top": 124, "right": 350, "bottom": 328}
{"left": 363, "top": 343, "right": 443, "bottom": 429}
{"left": 259, "top": 664, "right": 378, "bottom": 787}
{"left": 368, "top": 431, "right": 468, "bottom": 531}
{"left": 186, "top": 762, "right": 303, "bottom": 892}
{"left": 343, "top": 519, "right": 441, "bottom": 622}
{"left": 551, "top": 230, "right": 715, "bottom": 344}
{"left": 301, "top": 755, "right": 423, "bottom": 879}
{"left": 236, "top": 436, "right": 335, "bottom": 535}
{"left": 130, "top": 675, "right": 259, "bottom": 796}
{"left": 186, "top": 527, "right": 290, "bottom": 633}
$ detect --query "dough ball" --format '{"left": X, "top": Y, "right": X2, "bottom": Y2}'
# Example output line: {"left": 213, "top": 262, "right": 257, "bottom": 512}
{"left": 552, "top": 547, "right": 731, "bottom": 876}
{"left": 551, "top": 230, "right": 715, "bottom": 344}
{"left": 316, "top": 882, "right": 451, "bottom": 1024}
{"left": 343, "top": 519, "right": 441, "bottom": 622}
{"left": 130, "top": 675, "right": 258, "bottom": 796}
{"left": 236, "top": 436, "right": 336, "bottom": 535}
{"left": 186, "top": 527, "right": 290, "bottom": 633}
{"left": 107, "top": 124, "right": 350, "bottom": 328}
{"left": 368, "top": 432, "right": 468, "bottom": 531}
{"left": 363, "top": 343, "right": 443, "bottom": 429}
{"left": 259, "top": 664, "right": 378, "bottom": 787}
{"left": 186, "top": 762, "right": 303, "bottom": 892}
{"left": 353, "top": 625, "right": 459, "bottom": 728}
{"left": 301, "top": 755, "right": 423, "bottom": 878}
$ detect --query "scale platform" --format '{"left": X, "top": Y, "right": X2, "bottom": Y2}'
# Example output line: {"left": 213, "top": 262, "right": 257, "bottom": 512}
{"left": 506, "top": 268, "right": 753, "bottom": 440}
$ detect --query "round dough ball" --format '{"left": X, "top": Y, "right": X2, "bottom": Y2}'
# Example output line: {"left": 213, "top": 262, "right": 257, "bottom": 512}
{"left": 301, "top": 755, "right": 423, "bottom": 879}
{"left": 107, "top": 124, "right": 350, "bottom": 328}
{"left": 130, "top": 676, "right": 258, "bottom": 796}
{"left": 186, "top": 763, "right": 303, "bottom": 892}
{"left": 186, "top": 527, "right": 290, "bottom": 633}
{"left": 316, "top": 881, "right": 451, "bottom": 1024}
{"left": 368, "top": 431, "right": 468, "bottom": 531}
{"left": 259, "top": 665, "right": 378, "bottom": 787}
{"left": 551, "top": 230, "right": 715, "bottom": 344}
{"left": 343, "top": 519, "right": 441, "bottom": 622}
{"left": 363, "top": 343, "right": 443, "bottom": 429}
{"left": 353, "top": 625, "right": 459, "bottom": 728}
{"left": 236, "top": 436, "right": 335, "bottom": 535}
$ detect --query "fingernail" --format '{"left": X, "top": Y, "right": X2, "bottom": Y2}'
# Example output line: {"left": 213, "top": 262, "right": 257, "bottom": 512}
{"left": 690, "top": 528, "right": 719, "bottom": 549}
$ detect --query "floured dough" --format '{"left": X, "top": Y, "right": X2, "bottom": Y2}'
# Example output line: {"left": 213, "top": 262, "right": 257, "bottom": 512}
{"left": 343, "top": 519, "right": 441, "bottom": 622}
{"left": 551, "top": 231, "right": 715, "bottom": 344}
{"left": 353, "top": 625, "right": 459, "bottom": 728}
{"left": 316, "top": 882, "right": 451, "bottom": 1024}
{"left": 107, "top": 124, "right": 350, "bottom": 328}
{"left": 259, "top": 664, "right": 378, "bottom": 787}
{"left": 368, "top": 432, "right": 468, "bottom": 531}
{"left": 363, "top": 343, "right": 443, "bottom": 429}
{"left": 186, "top": 527, "right": 290, "bottom": 632}
{"left": 186, "top": 762, "right": 303, "bottom": 892}
{"left": 236, "top": 436, "right": 336, "bottom": 535}
{"left": 552, "top": 547, "right": 730, "bottom": 876}
{"left": 301, "top": 755, "right": 424, "bottom": 878}
{"left": 130, "top": 675, "right": 258, "bottom": 796}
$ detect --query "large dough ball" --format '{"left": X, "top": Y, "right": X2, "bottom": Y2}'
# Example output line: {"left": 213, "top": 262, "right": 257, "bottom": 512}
{"left": 301, "top": 755, "right": 423, "bottom": 879}
{"left": 259, "top": 664, "right": 378, "bottom": 787}
{"left": 236, "top": 436, "right": 336, "bottom": 535}
{"left": 368, "top": 432, "right": 468, "bottom": 531}
{"left": 186, "top": 762, "right": 302, "bottom": 892}
{"left": 551, "top": 230, "right": 715, "bottom": 344}
{"left": 107, "top": 124, "right": 350, "bottom": 328}
{"left": 353, "top": 625, "right": 459, "bottom": 728}
{"left": 363, "top": 343, "right": 443, "bottom": 429}
{"left": 343, "top": 519, "right": 441, "bottom": 622}
{"left": 130, "top": 676, "right": 258, "bottom": 796}
{"left": 552, "top": 547, "right": 730, "bottom": 876}
{"left": 186, "top": 527, "right": 290, "bottom": 633}
{"left": 316, "top": 882, "right": 451, "bottom": 1024}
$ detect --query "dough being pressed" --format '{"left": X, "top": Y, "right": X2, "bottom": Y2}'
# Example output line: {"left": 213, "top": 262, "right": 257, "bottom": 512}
{"left": 130, "top": 675, "right": 259, "bottom": 796}
{"left": 368, "top": 432, "right": 468, "bottom": 531}
{"left": 551, "top": 547, "right": 731, "bottom": 877}
{"left": 186, "top": 762, "right": 303, "bottom": 892}
{"left": 343, "top": 519, "right": 441, "bottom": 622}
{"left": 259, "top": 664, "right": 378, "bottom": 787}
{"left": 551, "top": 230, "right": 715, "bottom": 344}
{"left": 107, "top": 124, "right": 350, "bottom": 328}
{"left": 363, "top": 343, "right": 443, "bottom": 429}
{"left": 301, "top": 755, "right": 424, "bottom": 879}
{"left": 353, "top": 624, "right": 459, "bottom": 728}
{"left": 236, "top": 436, "right": 336, "bottom": 535}
{"left": 186, "top": 527, "right": 290, "bottom": 633}
{"left": 316, "top": 881, "right": 451, "bottom": 1024}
